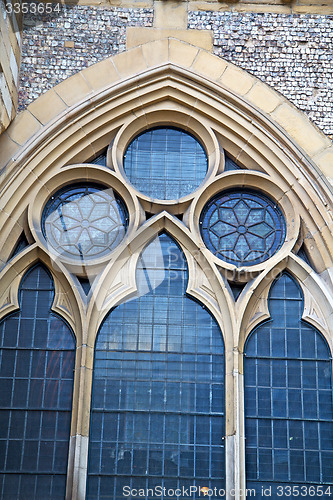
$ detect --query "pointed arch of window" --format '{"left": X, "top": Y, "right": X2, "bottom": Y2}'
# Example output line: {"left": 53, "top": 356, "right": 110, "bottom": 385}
{"left": 86, "top": 233, "right": 225, "bottom": 498}
{"left": 244, "top": 273, "right": 333, "bottom": 495}
{"left": 0, "top": 264, "right": 76, "bottom": 500}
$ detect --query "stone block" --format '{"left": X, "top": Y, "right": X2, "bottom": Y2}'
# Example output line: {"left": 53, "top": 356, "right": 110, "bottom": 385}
{"left": 27, "top": 88, "right": 68, "bottom": 125}
{"left": 54, "top": 73, "right": 93, "bottom": 107}
{"left": 192, "top": 50, "right": 228, "bottom": 81}
{"left": 6, "top": 110, "right": 41, "bottom": 146}
{"left": 112, "top": 46, "right": 148, "bottom": 78}
{"left": 141, "top": 38, "right": 169, "bottom": 67}
{"left": 169, "top": 38, "right": 199, "bottom": 68}
{"left": 81, "top": 59, "right": 120, "bottom": 91}
{"left": 220, "top": 66, "right": 254, "bottom": 96}
{"left": 127, "top": 28, "right": 213, "bottom": 51}
{"left": 314, "top": 147, "right": 333, "bottom": 181}
{"left": 272, "top": 103, "right": 331, "bottom": 157}
{"left": 0, "top": 132, "right": 19, "bottom": 171}
{"left": 154, "top": 1, "right": 187, "bottom": 29}
{"left": 246, "top": 82, "right": 282, "bottom": 114}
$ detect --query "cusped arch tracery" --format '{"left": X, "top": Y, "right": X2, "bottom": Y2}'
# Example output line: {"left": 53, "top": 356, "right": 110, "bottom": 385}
{"left": 0, "top": 263, "right": 77, "bottom": 499}
{"left": 1, "top": 43, "right": 332, "bottom": 280}
{"left": 244, "top": 272, "right": 333, "bottom": 492}
{"left": 0, "top": 40, "right": 331, "bottom": 372}
{"left": 86, "top": 231, "right": 227, "bottom": 497}
{"left": 87, "top": 212, "right": 235, "bottom": 352}
{"left": 238, "top": 254, "right": 333, "bottom": 359}
{"left": 0, "top": 38, "right": 332, "bottom": 500}
{"left": 0, "top": 245, "right": 83, "bottom": 343}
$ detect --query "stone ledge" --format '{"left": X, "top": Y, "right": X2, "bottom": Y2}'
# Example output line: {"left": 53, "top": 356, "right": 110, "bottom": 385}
{"left": 127, "top": 27, "right": 213, "bottom": 51}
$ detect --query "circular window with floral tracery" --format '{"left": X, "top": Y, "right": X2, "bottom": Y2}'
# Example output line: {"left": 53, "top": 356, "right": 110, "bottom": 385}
{"left": 200, "top": 190, "right": 286, "bottom": 266}
{"left": 42, "top": 184, "right": 128, "bottom": 261}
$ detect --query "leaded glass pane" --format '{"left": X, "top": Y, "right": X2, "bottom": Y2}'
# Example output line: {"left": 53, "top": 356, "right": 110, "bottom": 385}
{"left": 0, "top": 265, "right": 75, "bottom": 500}
{"left": 87, "top": 234, "right": 225, "bottom": 499}
{"left": 42, "top": 184, "right": 128, "bottom": 261}
{"left": 123, "top": 128, "right": 208, "bottom": 200}
{"left": 200, "top": 190, "right": 286, "bottom": 266}
{"left": 244, "top": 274, "right": 333, "bottom": 497}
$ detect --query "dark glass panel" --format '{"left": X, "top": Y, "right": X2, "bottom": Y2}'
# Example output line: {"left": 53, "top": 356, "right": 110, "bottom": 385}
{"left": 87, "top": 234, "right": 225, "bottom": 499}
{"left": 10, "top": 233, "right": 29, "bottom": 260}
{"left": 90, "top": 151, "right": 107, "bottom": 167}
{"left": 224, "top": 155, "right": 243, "bottom": 171}
{"left": 245, "top": 273, "right": 333, "bottom": 490}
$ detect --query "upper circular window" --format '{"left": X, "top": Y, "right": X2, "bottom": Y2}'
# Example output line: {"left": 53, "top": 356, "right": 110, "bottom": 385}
{"left": 42, "top": 184, "right": 128, "bottom": 261}
{"left": 123, "top": 127, "right": 208, "bottom": 200}
{"left": 200, "top": 190, "right": 286, "bottom": 266}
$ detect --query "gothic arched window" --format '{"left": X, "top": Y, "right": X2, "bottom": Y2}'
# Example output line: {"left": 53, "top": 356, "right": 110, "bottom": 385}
{"left": 0, "top": 266, "right": 76, "bottom": 500}
{"left": 86, "top": 234, "right": 225, "bottom": 499}
{"left": 1, "top": 52, "right": 332, "bottom": 500}
{"left": 244, "top": 274, "right": 333, "bottom": 495}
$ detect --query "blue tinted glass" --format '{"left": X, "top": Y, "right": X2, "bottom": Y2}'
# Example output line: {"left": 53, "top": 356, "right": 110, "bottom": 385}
{"left": 0, "top": 265, "right": 75, "bottom": 499}
{"left": 10, "top": 234, "right": 29, "bottom": 260}
{"left": 90, "top": 151, "right": 107, "bottom": 166}
{"left": 87, "top": 234, "right": 225, "bottom": 499}
{"left": 42, "top": 184, "right": 128, "bottom": 261}
{"left": 224, "top": 155, "right": 242, "bottom": 171}
{"left": 244, "top": 273, "right": 333, "bottom": 490}
{"left": 200, "top": 190, "right": 286, "bottom": 266}
{"left": 123, "top": 127, "right": 208, "bottom": 200}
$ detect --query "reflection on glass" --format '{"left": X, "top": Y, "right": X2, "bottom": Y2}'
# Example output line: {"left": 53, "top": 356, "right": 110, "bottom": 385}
{"left": 123, "top": 127, "right": 208, "bottom": 200}
{"left": 0, "top": 266, "right": 75, "bottom": 499}
{"left": 42, "top": 184, "right": 128, "bottom": 261}
{"left": 245, "top": 274, "right": 333, "bottom": 495}
{"left": 87, "top": 234, "right": 225, "bottom": 499}
{"left": 200, "top": 190, "right": 286, "bottom": 266}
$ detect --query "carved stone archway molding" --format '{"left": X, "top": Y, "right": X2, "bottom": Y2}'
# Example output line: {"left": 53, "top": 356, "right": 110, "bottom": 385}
{"left": 1, "top": 39, "right": 332, "bottom": 272}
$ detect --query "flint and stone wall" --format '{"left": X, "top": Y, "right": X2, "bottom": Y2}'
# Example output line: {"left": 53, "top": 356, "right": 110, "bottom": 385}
{"left": 17, "top": 4, "right": 333, "bottom": 140}
{"left": 18, "top": 6, "right": 153, "bottom": 108}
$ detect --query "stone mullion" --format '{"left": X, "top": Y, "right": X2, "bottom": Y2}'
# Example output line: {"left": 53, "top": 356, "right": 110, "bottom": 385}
{"left": 66, "top": 326, "right": 94, "bottom": 500}
{"left": 224, "top": 341, "right": 246, "bottom": 500}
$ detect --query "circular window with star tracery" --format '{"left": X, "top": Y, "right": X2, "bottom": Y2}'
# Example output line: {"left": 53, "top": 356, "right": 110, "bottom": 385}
{"left": 200, "top": 190, "right": 286, "bottom": 267}
{"left": 42, "top": 184, "right": 128, "bottom": 261}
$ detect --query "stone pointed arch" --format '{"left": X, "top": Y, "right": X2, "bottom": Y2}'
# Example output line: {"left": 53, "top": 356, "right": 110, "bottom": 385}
{"left": 0, "top": 243, "right": 83, "bottom": 342}
{"left": 87, "top": 211, "right": 234, "bottom": 352}
{"left": 1, "top": 38, "right": 333, "bottom": 500}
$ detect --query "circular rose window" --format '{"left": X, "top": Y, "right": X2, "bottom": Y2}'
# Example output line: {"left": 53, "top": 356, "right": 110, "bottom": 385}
{"left": 123, "top": 127, "right": 208, "bottom": 200}
{"left": 42, "top": 184, "right": 128, "bottom": 260}
{"left": 200, "top": 190, "right": 286, "bottom": 266}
